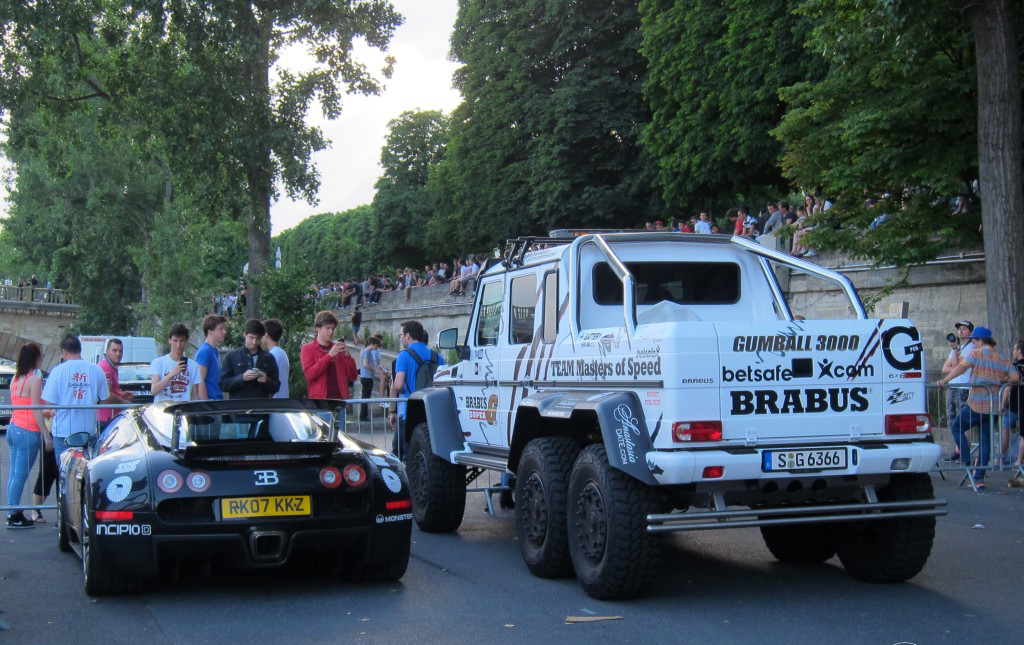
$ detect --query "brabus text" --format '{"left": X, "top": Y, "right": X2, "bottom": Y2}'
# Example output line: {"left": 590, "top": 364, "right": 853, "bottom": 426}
{"left": 730, "top": 387, "right": 870, "bottom": 415}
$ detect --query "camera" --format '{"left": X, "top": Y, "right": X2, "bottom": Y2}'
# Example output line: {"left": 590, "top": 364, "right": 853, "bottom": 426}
{"left": 946, "top": 333, "right": 957, "bottom": 343}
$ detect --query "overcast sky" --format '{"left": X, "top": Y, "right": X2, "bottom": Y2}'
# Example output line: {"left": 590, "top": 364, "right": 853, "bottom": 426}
{"left": 0, "top": 0, "right": 462, "bottom": 235}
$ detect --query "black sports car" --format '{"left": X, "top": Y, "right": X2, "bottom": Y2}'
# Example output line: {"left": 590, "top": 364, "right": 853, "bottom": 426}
{"left": 57, "top": 398, "right": 412, "bottom": 595}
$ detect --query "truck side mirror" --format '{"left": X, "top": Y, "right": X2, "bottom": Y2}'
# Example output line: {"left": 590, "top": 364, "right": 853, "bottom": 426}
{"left": 437, "top": 327, "right": 460, "bottom": 349}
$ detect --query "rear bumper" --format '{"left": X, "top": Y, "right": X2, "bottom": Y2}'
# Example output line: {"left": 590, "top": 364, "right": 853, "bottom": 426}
{"left": 646, "top": 441, "right": 941, "bottom": 486}
{"left": 95, "top": 514, "right": 411, "bottom": 579}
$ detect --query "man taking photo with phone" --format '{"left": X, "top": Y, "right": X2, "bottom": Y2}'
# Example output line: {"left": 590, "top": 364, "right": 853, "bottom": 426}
{"left": 150, "top": 323, "right": 204, "bottom": 402}
{"left": 301, "top": 310, "right": 357, "bottom": 399}
{"left": 220, "top": 318, "right": 280, "bottom": 399}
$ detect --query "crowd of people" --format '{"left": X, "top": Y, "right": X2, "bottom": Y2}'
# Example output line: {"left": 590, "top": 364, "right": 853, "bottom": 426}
{"left": 643, "top": 193, "right": 832, "bottom": 259}
{"left": 4, "top": 313, "right": 442, "bottom": 527}
{"left": 308, "top": 255, "right": 485, "bottom": 311}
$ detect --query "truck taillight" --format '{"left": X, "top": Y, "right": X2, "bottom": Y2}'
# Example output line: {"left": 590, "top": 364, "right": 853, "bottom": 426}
{"left": 673, "top": 421, "right": 722, "bottom": 442}
{"left": 885, "top": 414, "right": 931, "bottom": 435}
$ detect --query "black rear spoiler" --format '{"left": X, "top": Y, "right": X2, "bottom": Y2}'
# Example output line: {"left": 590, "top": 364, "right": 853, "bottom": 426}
{"left": 182, "top": 441, "right": 336, "bottom": 464}
{"left": 163, "top": 398, "right": 346, "bottom": 457}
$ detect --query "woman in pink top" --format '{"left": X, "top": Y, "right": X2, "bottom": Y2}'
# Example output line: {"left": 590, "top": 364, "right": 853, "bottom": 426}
{"left": 5, "top": 343, "right": 50, "bottom": 529}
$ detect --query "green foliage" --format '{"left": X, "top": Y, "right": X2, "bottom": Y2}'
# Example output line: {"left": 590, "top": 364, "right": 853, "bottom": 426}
{"left": 273, "top": 204, "right": 376, "bottom": 283}
{"left": 772, "top": 0, "right": 983, "bottom": 265}
{"left": 432, "top": 0, "right": 661, "bottom": 252}
{"left": 0, "top": 0, "right": 403, "bottom": 318}
{"left": 640, "top": 0, "right": 826, "bottom": 213}
{"left": 252, "top": 260, "right": 317, "bottom": 398}
{"left": 372, "top": 110, "right": 450, "bottom": 268}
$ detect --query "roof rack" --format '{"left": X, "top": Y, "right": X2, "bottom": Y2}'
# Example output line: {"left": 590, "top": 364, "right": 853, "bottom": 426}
{"left": 500, "top": 236, "right": 572, "bottom": 268}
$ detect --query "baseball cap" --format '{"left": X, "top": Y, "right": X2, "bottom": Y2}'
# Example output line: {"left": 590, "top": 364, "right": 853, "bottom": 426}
{"left": 954, "top": 320, "right": 974, "bottom": 330}
{"left": 969, "top": 326, "right": 992, "bottom": 340}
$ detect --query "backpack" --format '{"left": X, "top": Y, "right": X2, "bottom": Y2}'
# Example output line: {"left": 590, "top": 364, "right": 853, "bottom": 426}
{"left": 403, "top": 348, "right": 439, "bottom": 393}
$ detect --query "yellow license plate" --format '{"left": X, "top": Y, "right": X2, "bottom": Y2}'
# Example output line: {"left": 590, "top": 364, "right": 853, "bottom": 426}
{"left": 220, "top": 495, "right": 311, "bottom": 519}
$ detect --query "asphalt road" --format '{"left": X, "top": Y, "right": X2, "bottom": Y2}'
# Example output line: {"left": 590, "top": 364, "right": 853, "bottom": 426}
{"left": 2, "top": 439, "right": 1023, "bottom": 645}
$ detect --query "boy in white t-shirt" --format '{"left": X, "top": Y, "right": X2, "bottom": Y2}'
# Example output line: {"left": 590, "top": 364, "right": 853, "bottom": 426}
{"left": 150, "top": 323, "right": 204, "bottom": 403}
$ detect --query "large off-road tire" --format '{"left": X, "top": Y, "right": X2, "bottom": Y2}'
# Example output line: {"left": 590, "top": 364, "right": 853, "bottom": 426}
{"left": 515, "top": 437, "right": 579, "bottom": 578}
{"left": 567, "top": 444, "right": 661, "bottom": 600}
{"left": 836, "top": 473, "right": 937, "bottom": 583}
{"left": 56, "top": 489, "right": 72, "bottom": 553}
{"left": 81, "top": 496, "right": 145, "bottom": 595}
{"left": 760, "top": 523, "right": 837, "bottom": 564}
{"left": 344, "top": 548, "right": 410, "bottom": 583}
{"left": 407, "top": 422, "right": 467, "bottom": 533}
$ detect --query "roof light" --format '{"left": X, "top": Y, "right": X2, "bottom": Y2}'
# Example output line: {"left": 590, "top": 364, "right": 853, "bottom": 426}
{"left": 673, "top": 421, "right": 722, "bottom": 442}
{"left": 885, "top": 414, "right": 931, "bottom": 435}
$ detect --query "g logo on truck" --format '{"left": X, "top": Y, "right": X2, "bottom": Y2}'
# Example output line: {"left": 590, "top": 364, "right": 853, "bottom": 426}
{"left": 881, "top": 326, "right": 923, "bottom": 371}
{"left": 730, "top": 387, "right": 870, "bottom": 415}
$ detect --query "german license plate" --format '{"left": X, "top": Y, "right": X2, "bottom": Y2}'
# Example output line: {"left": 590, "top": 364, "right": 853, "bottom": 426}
{"left": 221, "top": 495, "right": 311, "bottom": 519}
{"left": 762, "top": 448, "right": 848, "bottom": 472}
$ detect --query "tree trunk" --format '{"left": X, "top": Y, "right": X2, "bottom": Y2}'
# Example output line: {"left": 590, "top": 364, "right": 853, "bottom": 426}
{"left": 968, "top": 0, "right": 1024, "bottom": 347}
{"left": 244, "top": 7, "right": 273, "bottom": 320}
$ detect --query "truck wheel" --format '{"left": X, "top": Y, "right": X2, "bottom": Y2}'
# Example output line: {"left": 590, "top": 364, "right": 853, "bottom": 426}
{"left": 408, "top": 422, "right": 467, "bottom": 533}
{"left": 760, "top": 523, "right": 836, "bottom": 564}
{"left": 567, "top": 444, "right": 660, "bottom": 599}
{"left": 81, "top": 497, "right": 144, "bottom": 595}
{"left": 836, "top": 473, "right": 937, "bottom": 583}
{"left": 515, "top": 437, "right": 579, "bottom": 578}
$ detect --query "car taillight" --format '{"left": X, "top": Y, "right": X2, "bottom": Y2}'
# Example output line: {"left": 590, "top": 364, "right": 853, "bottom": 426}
{"left": 343, "top": 464, "right": 368, "bottom": 488}
{"left": 386, "top": 499, "right": 412, "bottom": 511}
{"left": 673, "top": 421, "right": 723, "bottom": 442}
{"left": 96, "top": 510, "right": 133, "bottom": 521}
{"left": 702, "top": 466, "right": 724, "bottom": 479}
{"left": 885, "top": 414, "right": 931, "bottom": 435}
{"left": 319, "top": 466, "right": 342, "bottom": 489}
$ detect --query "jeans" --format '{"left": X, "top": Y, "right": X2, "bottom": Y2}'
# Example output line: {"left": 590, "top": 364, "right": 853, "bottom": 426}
{"left": 359, "top": 377, "right": 375, "bottom": 420}
{"left": 5, "top": 424, "right": 41, "bottom": 512}
{"left": 391, "top": 417, "right": 407, "bottom": 461}
{"left": 950, "top": 405, "right": 995, "bottom": 482}
{"left": 946, "top": 387, "right": 969, "bottom": 427}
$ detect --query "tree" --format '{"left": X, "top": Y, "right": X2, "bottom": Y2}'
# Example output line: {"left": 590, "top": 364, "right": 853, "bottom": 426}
{"left": 372, "top": 110, "right": 450, "bottom": 268}
{"left": 0, "top": 0, "right": 403, "bottom": 319}
{"left": 639, "top": 0, "right": 825, "bottom": 213}
{"left": 434, "top": 0, "right": 660, "bottom": 249}
{"left": 273, "top": 205, "right": 376, "bottom": 284}
{"left": 774, "top": 0, "right": 1022, "bottom": 342}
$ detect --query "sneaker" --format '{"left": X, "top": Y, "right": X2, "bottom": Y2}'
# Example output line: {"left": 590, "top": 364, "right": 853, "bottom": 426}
{"left": 6, "top": 513, "right": 35, "bottom": 529}
{"left": 803, "top": 250, "right": 817, "bottom": 257}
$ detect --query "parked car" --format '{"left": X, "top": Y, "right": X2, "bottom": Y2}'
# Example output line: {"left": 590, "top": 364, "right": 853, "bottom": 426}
{"left": 116, "top": 362, "right": 155, "bottom": 404}
{"left": 57, "top": 398, "right": 412, "bottom": 595}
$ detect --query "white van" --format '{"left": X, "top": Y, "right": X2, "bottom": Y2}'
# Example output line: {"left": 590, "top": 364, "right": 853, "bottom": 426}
{"left": 79, "top": 336, "right": 158, "bottom": 365}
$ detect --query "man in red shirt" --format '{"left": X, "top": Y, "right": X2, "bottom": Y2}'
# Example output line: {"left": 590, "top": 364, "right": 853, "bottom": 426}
{"left": 300, "top": 311, "right": 357, "bottom": 399}
{"left": 97, "top": 338, "right": 134, "bottom": 430}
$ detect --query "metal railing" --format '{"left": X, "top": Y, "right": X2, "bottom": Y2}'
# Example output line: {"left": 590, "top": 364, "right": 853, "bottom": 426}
{"left": 927, "top": 383, "right": 1024, "bottom": 491}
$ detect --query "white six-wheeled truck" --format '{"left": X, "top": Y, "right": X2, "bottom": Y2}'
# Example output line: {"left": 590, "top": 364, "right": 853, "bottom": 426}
{"left": 403, "top": 232, "right": 945, "bottom": 599}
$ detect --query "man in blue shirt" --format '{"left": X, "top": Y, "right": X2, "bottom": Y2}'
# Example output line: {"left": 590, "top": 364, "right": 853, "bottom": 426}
{"left": 195, "top": 314, "right": 227, "bottom": 400}
{"left": 388, "top": 320, "right": 444, "bottom": 459}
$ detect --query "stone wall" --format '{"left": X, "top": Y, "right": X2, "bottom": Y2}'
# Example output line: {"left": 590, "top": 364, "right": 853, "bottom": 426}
{"left": 0, "top": 300, "right": 80, "bottom": 369}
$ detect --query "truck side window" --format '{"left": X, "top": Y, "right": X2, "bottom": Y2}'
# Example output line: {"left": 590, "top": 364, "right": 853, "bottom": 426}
{"left": 542, "top": 271, "right": 558, "bottom": 343}
{"left": 475, "top": 281, "right": 504, "bottom": 346}
{"left": 509, "top": 275, "right": 537, "bottom": 345}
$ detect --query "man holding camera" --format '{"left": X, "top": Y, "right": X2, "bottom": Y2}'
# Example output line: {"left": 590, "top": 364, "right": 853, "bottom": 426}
{"left": 220, "top": 319, "right": 280, "bottom": 399}
{"left": 300, "top": 310, "right": 358, "bottom": 399}
{"left": 941, "top": 321, "right": 974, "bottom": 456}
{"left": 151, "top": 323, "right": 204, "bottom": 403}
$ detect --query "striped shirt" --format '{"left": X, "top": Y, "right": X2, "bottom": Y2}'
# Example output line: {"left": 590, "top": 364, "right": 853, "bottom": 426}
{"left": 965, "top": 346, "right": 1013, "bottom": 414}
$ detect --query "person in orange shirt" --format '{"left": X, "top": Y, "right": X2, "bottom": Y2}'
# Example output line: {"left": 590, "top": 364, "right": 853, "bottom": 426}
{"left": 5, "top": 343, "right": 50, "bottom": 529}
